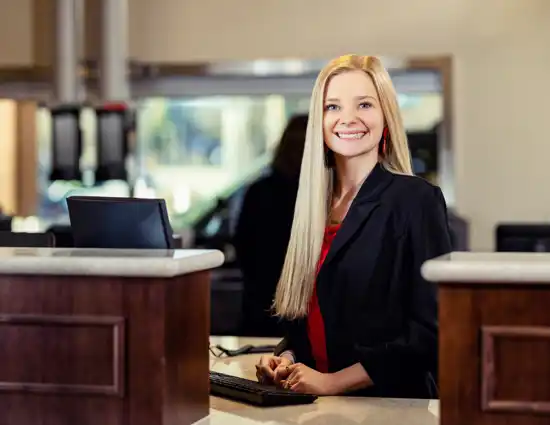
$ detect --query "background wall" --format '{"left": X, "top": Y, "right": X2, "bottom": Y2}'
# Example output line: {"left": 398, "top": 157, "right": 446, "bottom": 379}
{"left": 127, "top": 0, "right": 535, "bottom": 62}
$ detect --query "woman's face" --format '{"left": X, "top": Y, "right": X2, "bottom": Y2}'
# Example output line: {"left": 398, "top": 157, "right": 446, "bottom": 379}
{"left": 323, "top": 70, "right": 385, "bottom": 160}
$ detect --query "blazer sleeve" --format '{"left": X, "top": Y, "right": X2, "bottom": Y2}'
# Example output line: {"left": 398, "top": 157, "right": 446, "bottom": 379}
{"left": 273, "top": 319, "right": 299, "bottom": 357}
{"left": 274, "top": 336, "right": 291, "bottom": 356}
{"left": 355, "top": 186, "right": 452, "bottom": 390}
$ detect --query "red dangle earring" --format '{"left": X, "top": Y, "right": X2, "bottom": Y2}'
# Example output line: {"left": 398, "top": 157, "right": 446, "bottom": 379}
{"left": 382, "top": 127, "right": 389, "bottom": 155}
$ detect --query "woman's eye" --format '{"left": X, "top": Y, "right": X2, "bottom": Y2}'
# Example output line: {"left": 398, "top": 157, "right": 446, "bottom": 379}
{"left": 359, "top": 102, "right": 372, "bottom": 109}
{"left": 324, "top": 104, "right": 339, "bottom": 111}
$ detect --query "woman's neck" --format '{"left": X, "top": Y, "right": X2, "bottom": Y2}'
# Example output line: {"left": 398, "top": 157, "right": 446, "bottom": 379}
{"left": 333, "top": 152, "right": 379, "bottom": 199}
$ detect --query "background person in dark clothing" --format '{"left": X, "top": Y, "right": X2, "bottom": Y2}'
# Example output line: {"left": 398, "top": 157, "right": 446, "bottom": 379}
{"left": 234, "top": 114, "right": 308, "bottom": 337}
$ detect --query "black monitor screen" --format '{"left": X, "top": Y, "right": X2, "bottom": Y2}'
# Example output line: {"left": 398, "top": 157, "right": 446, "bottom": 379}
{"left": 496, "top": 224, "right": 550, "bottom": 252}
{"left": 67, "top": 196, "right": 174, "bottom": 250}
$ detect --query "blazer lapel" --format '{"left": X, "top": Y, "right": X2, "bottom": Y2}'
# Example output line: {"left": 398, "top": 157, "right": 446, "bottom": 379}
{"left": 322, "top": 163, "right": 393, "bottom": 267}
{"left": 322, "top": 201, "right": 379, "bottom": 266}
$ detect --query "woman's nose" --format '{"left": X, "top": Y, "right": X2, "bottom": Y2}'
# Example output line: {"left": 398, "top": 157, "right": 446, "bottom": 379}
{"left": 339, "top": 113, "right": 359, "bottom": 126}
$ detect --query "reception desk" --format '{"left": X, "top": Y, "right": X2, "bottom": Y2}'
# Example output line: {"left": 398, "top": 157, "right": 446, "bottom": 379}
{"left": 422, "top": 252, "right": 550, "bottom": 425}
{"left": 0, "top": 247, "right": 224, "bottom": 425}
{"left": 205, "top": 336, "right": 440, "bottom": 425}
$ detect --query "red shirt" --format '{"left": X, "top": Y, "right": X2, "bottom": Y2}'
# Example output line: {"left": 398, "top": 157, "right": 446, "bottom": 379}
{"left": 307, "top": 223, "right": 341, "bottom": 373}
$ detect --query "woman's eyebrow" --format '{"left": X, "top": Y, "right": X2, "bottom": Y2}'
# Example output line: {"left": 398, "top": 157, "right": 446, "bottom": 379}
{"left": 355, "top": 95, "right": 377, "bottom": 101}
{"left": 325, "top": 95, "right": 376, "bottom": 103}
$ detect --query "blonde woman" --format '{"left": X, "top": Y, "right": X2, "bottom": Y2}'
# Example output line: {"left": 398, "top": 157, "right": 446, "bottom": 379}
{"left": 255, "top": 55, "right": 452, "bottom": 398}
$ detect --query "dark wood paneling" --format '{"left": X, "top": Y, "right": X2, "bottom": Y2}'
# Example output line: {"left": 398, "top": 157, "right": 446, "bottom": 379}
{"left": 122, "top": 279, "right": 165, "bottom": 425}
{"left": 0, "top": 272, "right": 210, "bottom": 425}
{"left": 439, "top": 283, "right": 550, "bottom": 425}
{"left": 0, "top": 276, "right": 125, "bottom": 425}
{"left": 0, "top": 314, "right": 125, "bottom": 396}
{"left": 481, "top": 326, "right": 550, "bottom": 414}
{"left": 163, "top": 272, "right": 210, "bottom": 425}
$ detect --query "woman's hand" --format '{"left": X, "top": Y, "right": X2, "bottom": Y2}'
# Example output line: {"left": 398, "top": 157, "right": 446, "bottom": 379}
{"left": 255, "top": 355, "right": 293, "bottom": 384}
{"left": 282, "top": 363, "right": 339, "bottom": 396}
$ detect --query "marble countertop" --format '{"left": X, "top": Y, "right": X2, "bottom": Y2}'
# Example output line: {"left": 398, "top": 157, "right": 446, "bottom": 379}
{"left": 0, "top": 247, "right": 225, "bottom": 277}
{"left": 204, "top": 336, "right": 439, "bottom": 425}
{"left": 422, "top": 251, "right": 550, "bottom": 283}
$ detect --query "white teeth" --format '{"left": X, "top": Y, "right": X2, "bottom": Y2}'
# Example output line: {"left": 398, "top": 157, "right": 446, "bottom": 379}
{"left": 337, "top": 132, "right": 366, "bottom": 140}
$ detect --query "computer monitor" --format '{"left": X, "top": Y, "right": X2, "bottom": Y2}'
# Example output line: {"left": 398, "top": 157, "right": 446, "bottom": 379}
{"left": 496, "top": 223, "right": 550, "bottom": 252}
{"left": 67, "top": 196, "right": 175, "bottom": 249}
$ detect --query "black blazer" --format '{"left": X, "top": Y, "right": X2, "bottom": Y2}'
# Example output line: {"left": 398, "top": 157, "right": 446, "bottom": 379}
{"left": 275, "top": 163, "right": 452, "bottom": 399}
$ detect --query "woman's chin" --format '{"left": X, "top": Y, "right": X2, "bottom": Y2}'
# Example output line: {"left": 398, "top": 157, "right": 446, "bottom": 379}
{"left": 330, "top": 146, "right": 378, "bottom": 161}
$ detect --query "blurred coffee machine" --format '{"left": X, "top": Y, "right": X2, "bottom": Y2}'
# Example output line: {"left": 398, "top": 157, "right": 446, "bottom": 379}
{"left": 95, "top": 103, "right": 134, "bottom": 184}
{"left": 49, "top": 106, "right": 82, "bottom": 182}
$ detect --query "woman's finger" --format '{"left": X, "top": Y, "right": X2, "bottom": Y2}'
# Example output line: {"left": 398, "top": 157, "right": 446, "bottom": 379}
{"left": 273, "top": 364, "right": 292, "bottom": 384}
{"left": 268, "top": 357, "right": 280, "bottom": 370}
{"left": 285, "top": 367, "right": 300, "bottom": 389}
{"left": 255, "top": 367, "right": 265, "bottom": 383}
{"left": 258, "top": 356, "right": 272, "bottom": 368}
{"left": 255, "top": 363, "right": 274, "bottom": 380}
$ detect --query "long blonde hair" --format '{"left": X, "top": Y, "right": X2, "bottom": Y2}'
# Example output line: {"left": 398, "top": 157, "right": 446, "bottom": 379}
{"left": 273, "top": 55, "right": 413, "bottom": 320}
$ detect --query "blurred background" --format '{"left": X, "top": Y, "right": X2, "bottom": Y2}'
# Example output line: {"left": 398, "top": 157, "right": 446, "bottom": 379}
{"left": 0, "top": 0, "right": 548, "bottom": 334}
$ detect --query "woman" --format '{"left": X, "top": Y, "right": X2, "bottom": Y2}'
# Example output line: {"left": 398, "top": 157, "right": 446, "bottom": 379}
{"left": 255, "top": 55, "right": 452, "bottom": 399}
{"left": 235, "top": 114, "right": 308, "bottom": 336}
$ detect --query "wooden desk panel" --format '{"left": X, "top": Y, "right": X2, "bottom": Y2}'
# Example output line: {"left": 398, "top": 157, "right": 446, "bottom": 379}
{"left": 439, "top": 283, "right": 550, "bottom": 425}
{"left": 0, "top": 314, "right": 125, "bottom": 396}
{"left": 0, "top": 272, "right": 210, "bottom": 425}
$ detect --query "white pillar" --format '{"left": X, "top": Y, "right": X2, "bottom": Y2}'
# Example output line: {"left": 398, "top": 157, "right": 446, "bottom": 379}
{"left": 55, "top": 0, "right": 83, "bottom": 103}
{"left": 99, "top": 0, "right": 130, "bottom": 101}
{"left": 221, "top": 98, "right": 254, "bottom": 176}
{"left": 263, "top": 95, "right": 287, "bottom": 151}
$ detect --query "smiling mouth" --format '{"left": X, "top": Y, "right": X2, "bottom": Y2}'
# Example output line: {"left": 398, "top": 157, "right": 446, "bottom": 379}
{"left": 335, "top": 131, "right": 367, "bottom": 140}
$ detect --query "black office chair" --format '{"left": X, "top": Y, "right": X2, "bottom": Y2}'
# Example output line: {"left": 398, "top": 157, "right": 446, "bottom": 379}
{"left": 46, "top": 224, "right": 74, "bottom": 247}
{"left": 0, "top": 215, "right": 12, "bottom": 232}
{"left": 0, "top": 231, "right": 55, "bottom": 248}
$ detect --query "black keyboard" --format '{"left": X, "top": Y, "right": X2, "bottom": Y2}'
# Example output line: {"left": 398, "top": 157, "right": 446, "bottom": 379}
{"left": 209, "top": 371, "right": 318, "bottom": 407}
